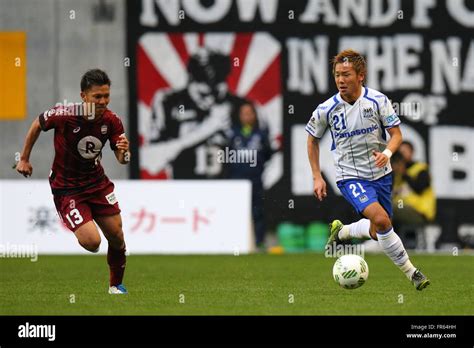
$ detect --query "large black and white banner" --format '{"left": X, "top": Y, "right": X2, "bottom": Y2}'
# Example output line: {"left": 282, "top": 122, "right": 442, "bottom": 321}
{"left": 127, "top": 0, "right": 474, "bottom": 246}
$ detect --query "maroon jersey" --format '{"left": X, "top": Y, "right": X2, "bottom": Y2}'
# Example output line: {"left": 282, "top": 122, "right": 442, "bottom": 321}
{"left": 38, "top": 105, "right": 124, "bottom": 195}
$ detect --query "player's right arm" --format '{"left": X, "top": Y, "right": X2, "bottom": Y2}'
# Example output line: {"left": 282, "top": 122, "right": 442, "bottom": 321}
{"left": 306, "top": 106, "right": 328, "bottom": 201}
{"left": 16, "top": 117, "right": 42, "bottom": 177}
{"left": 17, "top": 107, "right": 62, "bottom": 177}
{"left": 307, "top": 135, "right": 327, "bottom": 201}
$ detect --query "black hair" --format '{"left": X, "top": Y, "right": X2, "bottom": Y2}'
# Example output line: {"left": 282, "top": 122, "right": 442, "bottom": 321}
{"left": 239, "top": 102, "right": 261, "bottom": 128}
{"left": 187, "top": 50, "right": 230, "bottom": 87}
{"left": 391, "top": 151, "right": 405, "bottom": 164}
{"left": 240, "top": 102, "right": 257, "bottom": 116}
{"left": 401, "top": 141, "right": 414, "bottom": 152}
{"left": 80, "top": 69, "right": 111, "bottom": 92}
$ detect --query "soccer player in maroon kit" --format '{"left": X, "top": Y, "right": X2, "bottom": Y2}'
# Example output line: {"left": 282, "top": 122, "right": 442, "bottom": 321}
{"left": 16, "top": 69, "right": 130, "bottom": 294}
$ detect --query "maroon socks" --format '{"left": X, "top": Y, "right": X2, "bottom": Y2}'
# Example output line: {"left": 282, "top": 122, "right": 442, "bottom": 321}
{"left": 107, "top": 245, "right": 126, "bottom": 286}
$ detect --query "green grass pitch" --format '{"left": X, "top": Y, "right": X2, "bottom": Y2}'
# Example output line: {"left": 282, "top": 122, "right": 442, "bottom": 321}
{"left": 0, "top": 254, "right": 472, "bottom": 315}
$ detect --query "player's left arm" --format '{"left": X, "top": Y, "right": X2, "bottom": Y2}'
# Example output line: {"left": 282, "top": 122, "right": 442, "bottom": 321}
{"left": 114, "top": 134, "right": 130, "bottom": 164}
{"left": 373, "top": 126, "right": 402, "bottom": 168}
{"left": 373, "top": 95, "right": 402, "bottom": 168}
{"left": 109, "top": 114, "right": 130, "bottom": 164}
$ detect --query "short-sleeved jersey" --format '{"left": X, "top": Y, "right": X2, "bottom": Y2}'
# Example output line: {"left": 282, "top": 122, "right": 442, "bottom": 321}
{"left": 306, "top": 87, "right": 400, "bottom": 182}
{"left": 38, "top": 105, "right": 125, "bottom": 195}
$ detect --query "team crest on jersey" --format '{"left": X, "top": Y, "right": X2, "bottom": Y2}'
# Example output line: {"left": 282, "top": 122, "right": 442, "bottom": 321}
{"left": 362, "top": 108, "right": 374, "bottom": 118}
{"left": 77, "top": 136, "right": 103, "bottom": 159}
{"left": 101, "top": 125, "right": 108, "bottom": 134}
{"left": 359, "top": 194, "right": 369, "bottom": 203}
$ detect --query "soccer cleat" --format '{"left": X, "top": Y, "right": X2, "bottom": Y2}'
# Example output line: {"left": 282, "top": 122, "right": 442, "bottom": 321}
{"left": 108, "top": 284, "right": 128, "bottom": 294}
{"left": 326, "top": 219, "right": 344, "bottom": 247}
{"left": 411, "top": 269, "right": 430, "bottom": 291}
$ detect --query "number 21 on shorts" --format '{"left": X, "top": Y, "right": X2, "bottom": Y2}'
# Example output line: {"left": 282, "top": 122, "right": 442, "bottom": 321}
{"left": 349, "top": 182, "right": 366, "bottom": 198}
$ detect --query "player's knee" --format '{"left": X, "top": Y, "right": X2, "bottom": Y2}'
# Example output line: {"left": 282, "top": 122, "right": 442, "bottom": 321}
{"left": 80, "top": 236, "right": 101, "bottom": 252}
{"left": 111, "top": 228, "right": 124, "bottom": 242}
{"left": 106, "top": 218, "right": 124, "bottom": 240}
{"left": 372, "top": 215, "right": 391, "bottom": 232}
{"left": 106, "top": 228, "right": 125, "bottom": 249}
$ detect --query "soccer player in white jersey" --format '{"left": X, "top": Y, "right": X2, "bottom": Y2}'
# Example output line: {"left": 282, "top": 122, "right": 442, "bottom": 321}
{"left": 306, "top": 49, "right": 430, "bottom": 290}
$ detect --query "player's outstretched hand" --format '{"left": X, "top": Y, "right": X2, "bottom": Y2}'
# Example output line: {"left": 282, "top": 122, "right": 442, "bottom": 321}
{"left": 372, "top": 150, "right": 389, "bottom": 168}
{"left": 16, "top": 160, "right": 33, "bottom": 178}
{"left": 116, "top": 134, "right": 130, "bottom": 154}
{"left": 313, "top": 176, "right": 327, "bottom": 201}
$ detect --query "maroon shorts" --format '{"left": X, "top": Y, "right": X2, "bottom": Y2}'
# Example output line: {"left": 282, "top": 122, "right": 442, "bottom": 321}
{"left": 53, "top": 179, "right": 121, "bottom": 232}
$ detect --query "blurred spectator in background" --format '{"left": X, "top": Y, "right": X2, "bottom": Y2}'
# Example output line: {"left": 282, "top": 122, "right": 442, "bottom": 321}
{"left": 145, "top": 48, "right": 248, "bottom": 179}
{"left": 226, "top": 103, "right": 273, "bottom": 250}
{"left": 391, "top": 141, "right": 436, "bottom": 244}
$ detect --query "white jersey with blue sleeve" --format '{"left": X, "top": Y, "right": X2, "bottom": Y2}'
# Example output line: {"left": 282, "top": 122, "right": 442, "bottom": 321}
{"left": 306, "top": 87, "right": 400, "bottom": 182}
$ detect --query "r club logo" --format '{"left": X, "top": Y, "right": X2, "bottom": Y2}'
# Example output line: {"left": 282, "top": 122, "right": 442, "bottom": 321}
{"left": 77, "top": 136, "right": 103, "bottom": 159}
{"left": 136, "top": 32, "right": 283, "bottom": 185}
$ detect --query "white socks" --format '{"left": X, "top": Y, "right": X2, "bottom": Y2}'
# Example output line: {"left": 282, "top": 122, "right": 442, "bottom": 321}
{"left": 338, "top": 221, "right": 417, "bottom": 280}
{"left": 377, "top": 228, "right": 416, "bottom": 279}
{"left": 338, "top": 219, "right": 371, "bottom": 240}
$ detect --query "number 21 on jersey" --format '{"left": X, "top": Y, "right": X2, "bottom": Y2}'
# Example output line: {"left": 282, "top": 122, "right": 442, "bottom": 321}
{"left": 333, "top": 113, "right": 347, "bottom": 131}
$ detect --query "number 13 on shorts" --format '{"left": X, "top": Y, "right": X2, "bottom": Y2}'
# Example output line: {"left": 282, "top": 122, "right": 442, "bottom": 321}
{"left": 65, "top": 208, "right": 84, "bottom": 228}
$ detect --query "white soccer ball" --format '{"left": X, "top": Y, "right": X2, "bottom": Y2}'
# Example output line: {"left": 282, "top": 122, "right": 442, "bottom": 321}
{"left": 332, "top": 254, "right": 369, "bottom": 289}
